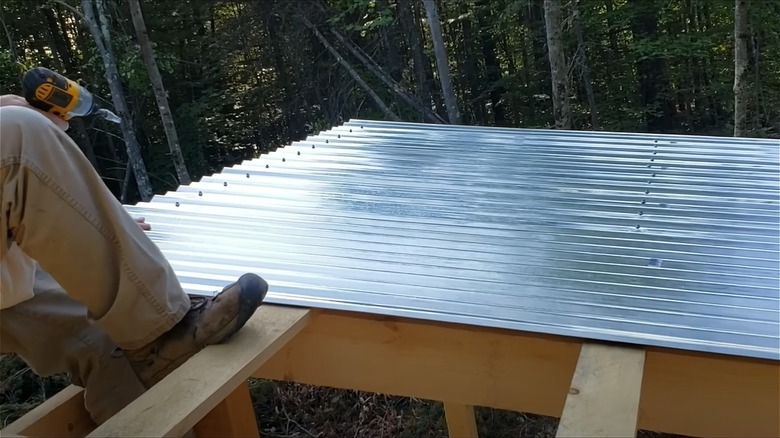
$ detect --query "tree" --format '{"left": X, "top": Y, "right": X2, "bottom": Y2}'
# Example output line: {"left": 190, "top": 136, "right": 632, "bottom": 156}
{"left": 80, "top": 0, "right": 154, "bottom": 202}
{"left": 0, "top": 0, "right": 775, "bottom": 207}
{"left": 543, "top": 0, "right": 572, "bottom": 129}
{"left": 423, "top": 0, "right": 461, "bottom": 124}
{"left": 733, "top": 0, "right": 750, "bottom": 136}
{"left": 571, "top": 0, "right": 599, "bottom": 130}
{"left": 128, "top": 0, "right": 191, "bottom": 184}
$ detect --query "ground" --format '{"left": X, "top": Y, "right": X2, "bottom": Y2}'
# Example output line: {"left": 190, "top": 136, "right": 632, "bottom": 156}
{"left": 0, "top": 354, "right": 688, "bottom": 437}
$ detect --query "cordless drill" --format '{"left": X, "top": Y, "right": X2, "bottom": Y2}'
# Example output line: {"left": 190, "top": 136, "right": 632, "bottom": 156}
{"left": 21, "top": 66, "right": 121, "bottom": 123}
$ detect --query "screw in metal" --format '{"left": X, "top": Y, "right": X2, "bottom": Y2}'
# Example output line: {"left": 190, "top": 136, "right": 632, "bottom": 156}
{"left": 266, "top": 164, "right": 269, "bottom": 168}
{"left": 297, "top": 151, "right": 301, "bottom": 156}
{"left": 246, "top": 173, "right": 250, "bottom": 178}
{"left": 198, "top": 191, "right": 202, "bottom": 196}
{"left": 175, "top": 202, "right": 180, "bottom": 207}
{"left": 282, "top": 158, "right": 286, "bottom": 162}
{"left": 224, "top": 182, "right": 228, "bottom": 186}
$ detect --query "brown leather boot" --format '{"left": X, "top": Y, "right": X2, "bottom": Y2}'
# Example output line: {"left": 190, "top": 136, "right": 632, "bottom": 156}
{"left": 121, "top": 272, "right": 269, "bottom": 388}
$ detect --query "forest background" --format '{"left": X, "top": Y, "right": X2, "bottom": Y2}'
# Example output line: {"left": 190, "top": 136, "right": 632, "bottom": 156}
{"left": 1, "top": 0, "right": 778, "bottom": 436}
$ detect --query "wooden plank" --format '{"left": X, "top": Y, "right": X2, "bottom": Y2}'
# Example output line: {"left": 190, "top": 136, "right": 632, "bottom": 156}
{"left": 639, "top": 348, "right": 780, "bottom": 437}
{"left": 256, "top": 310, "right": 582, "bottom": 417}
{"left": 255, "top": 309, "right": 780, "bottom": 437}
{"left": 0, "top": 385, "right": 95, "bottom": 438}
{"left": 556, "top": 343, "right": 646, "bottom": 438}
{"left": 193, "top": 380, "right": 260, "bottom": 438}
{"left": 86, "top": 305, "right": 312, "bottom": 438}
{"left": 443, "top": 403, "right": 478, "bottom": 438}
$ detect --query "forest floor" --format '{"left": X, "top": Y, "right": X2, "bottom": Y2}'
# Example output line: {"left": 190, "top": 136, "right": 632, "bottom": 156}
{"left": 0, "top": 353, "right": 688, "bottom": 438}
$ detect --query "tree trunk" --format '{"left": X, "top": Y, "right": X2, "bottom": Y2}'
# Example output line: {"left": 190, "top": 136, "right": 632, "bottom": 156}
{"left": 630, "top": 0, "right": 676, "bottom": 132}
{"left": 329, "top": 28, "right": 446, "bottom": 124}
{"left": 459, "top": 7, "right": 484, "bottom": 124}
{"left": 302, "top": 17, "right": 401, "bottom": 121}
{"left": 422, "top": 0, "right": 461, "bottom": 124}
{"left": 128, "top": 0, "right": 191, "bottom": 184}
{"left": 376, "top": 0, "right": 402, "bottom": 82}
{"left": 604, "top": 0, "right": 619, "bottom": 60}
{"left": 733, "top": 0, "right": 750, "bottom": 136}
{"left": 571, "top": 0, "right": 600, "bottom": 130}
{"left": 477, "top": 2, "right": 507, "bottom": 126}
{"left": 81, "top": 0, "right": 154, "bottom": 202}
{"left": 543, "top": 0, "right": 571, "bottom": 129}
{"left": 398, "top": 0, "right": 430, "bottom": 120}
{"left": 0, "top": 9, "right": 18, "bottom": 62}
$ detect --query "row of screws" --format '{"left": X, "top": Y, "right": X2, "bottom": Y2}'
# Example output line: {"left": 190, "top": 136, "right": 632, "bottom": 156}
{"left": 636, "top": 141, "right": 661, "bottom": 230}
{"left": 173, "top": 124, "right": 364, "bottom": 207}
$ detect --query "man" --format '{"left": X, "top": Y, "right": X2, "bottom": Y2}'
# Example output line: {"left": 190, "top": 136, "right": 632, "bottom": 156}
{"left": 0, "top": 95, "right": 269, "bottom": 424}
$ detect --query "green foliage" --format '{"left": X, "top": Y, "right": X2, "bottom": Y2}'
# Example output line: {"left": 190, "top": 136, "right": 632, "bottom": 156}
{"left": 0, "top": 51, "right": 24, "bottom": 94}
{"left": 0, "top": 0, "right": 776, "bottom": 201}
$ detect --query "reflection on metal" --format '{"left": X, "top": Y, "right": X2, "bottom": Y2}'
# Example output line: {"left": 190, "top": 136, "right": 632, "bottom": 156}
{"left": 124, "top": 120, "right": 780, "bottom": 360}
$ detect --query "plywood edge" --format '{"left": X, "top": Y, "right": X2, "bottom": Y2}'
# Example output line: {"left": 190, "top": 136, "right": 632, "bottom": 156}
{"left": 0, "top": 385, "right": 95, "bottom": 438}
{"left": 87, "top": 304, "right": 312, "bottom": 438}
{"left": 556, "top": 342, "right": 646, "bottom": 437}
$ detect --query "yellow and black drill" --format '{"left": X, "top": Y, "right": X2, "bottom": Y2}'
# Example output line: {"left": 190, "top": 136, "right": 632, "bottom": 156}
{"left": 21, "top": 66, "right": 121, "bottom": 123}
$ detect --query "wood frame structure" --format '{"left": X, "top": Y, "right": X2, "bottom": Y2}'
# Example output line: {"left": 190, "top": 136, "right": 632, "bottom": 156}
{"left": 2, "top": 304, "right": 778, "bottom": 438}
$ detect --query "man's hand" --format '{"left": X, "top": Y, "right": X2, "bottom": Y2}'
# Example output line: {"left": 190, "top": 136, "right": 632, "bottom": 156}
{"left": 0, "top": 94, "right": 69, "bottom": 131}
{"left": 134, "top": 217, "right": 151, "bottom": 231}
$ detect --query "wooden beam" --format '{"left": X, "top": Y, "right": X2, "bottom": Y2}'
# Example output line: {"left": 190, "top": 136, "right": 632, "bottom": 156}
{"left": 443, "top": 403, "right": 478, "bottom": 438}
{"left": 255, "top": 309, "right": 780, "bottom": 437}
{"left": 0, "top": 385, "right": 95, "bottom": 438}
{"left": 86, "top": 305, "right": 312, "bottom": 437}
{"left": 640, "top": 348, "right": 780, "bottom": 437}
{"left": 4, "top": 308, "right": 777, "bottom": 438}
{"left": 256, "top": 310, "right": 582, "bottom": 417}
{"left": 556, "top": 343, "right": 646, "bottom": 437}
{"left": 193, "top": 380, "right": 260, "bottom": 438}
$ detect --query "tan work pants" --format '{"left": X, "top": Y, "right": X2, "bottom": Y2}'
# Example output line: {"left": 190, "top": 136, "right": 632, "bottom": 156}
{"left": 0, "top": 105, "right": 190, "bottom": 422}
{"left": 0, "top": 265, "right": 147, "bottom": 425}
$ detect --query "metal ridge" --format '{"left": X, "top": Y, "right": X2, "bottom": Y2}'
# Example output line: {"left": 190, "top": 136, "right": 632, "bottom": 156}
{"left": 124, "top": 120, "right": 780, "bottom": 360}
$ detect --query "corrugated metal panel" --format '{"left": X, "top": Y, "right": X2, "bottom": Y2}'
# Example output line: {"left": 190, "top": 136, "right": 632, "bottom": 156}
{"left": 124, "top": 120, "right": 780, "bottom": 360}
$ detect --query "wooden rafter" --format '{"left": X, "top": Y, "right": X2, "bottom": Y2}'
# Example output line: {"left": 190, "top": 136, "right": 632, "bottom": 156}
{"left": 2, "top": 306, "right": 778, "bottom": 438}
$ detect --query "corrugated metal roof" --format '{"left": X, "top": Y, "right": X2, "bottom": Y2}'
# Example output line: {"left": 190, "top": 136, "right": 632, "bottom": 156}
{"left": 124, "top": 119, "right": 780, "bottom": 360}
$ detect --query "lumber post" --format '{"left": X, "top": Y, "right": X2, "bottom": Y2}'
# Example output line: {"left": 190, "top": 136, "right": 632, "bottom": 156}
{"left": 556, "top": 342, "right": 646, "bottom": 438}
{"left": 193, "top": 380, "right": 260, "bottom": 438}
{"left": 86, "top": 305, "right": 311, "bottom": 437}
{"left": 443, "top": 402, "right": 478, "bottom": 438}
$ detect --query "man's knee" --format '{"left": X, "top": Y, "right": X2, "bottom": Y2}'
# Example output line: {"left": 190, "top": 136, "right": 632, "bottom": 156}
{"left": 0, "top": 104, "right": 56, "bottom": 130}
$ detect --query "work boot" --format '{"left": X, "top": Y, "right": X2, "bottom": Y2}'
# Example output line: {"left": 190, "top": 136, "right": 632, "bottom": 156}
{"left": 122, "top": 272, "right": 269, "bottom": 388}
